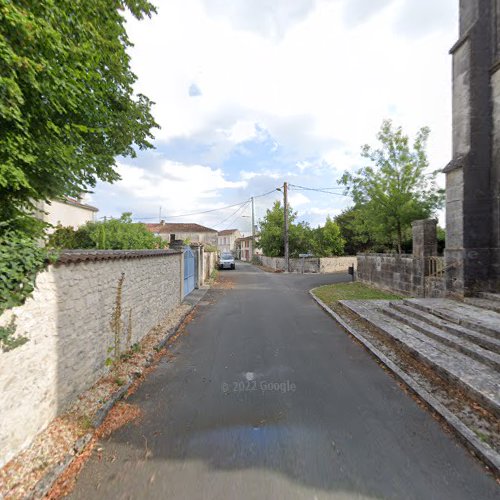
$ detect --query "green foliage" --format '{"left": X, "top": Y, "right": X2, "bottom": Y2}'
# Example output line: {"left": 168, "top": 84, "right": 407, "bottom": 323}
{"left": 0, "top": 316, "right": 28, "bottom": 352}
{"left": 131, "top": 342, "right": 141, "bottom": 353}
{"left": 258, "top": 201, "right": 313, "bottom": 257}
{"left": 48, "top": 213, "right": 164, "bottom": 250}
{"left": 0, "top": 229, "right": 53, "bottom": 315}
{"left": 257, "top": 202, "right": 344, "bottom": 257}
{"left": 310, "top": 217, "right": 345, "bottom": 257}
{"left": 0, "top": 0, "right": 158, "bottom": 231}
{"left": 204, "top": 244, "right": 218, "bottom": 253}
{"left": 339, "top": 120, "right": 444, "bottom": 254}
{"left": 334, "top": 207, "right": 381, "bottom": 255}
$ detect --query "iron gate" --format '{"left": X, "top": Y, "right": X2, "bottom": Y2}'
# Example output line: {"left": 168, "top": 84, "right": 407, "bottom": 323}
{"left": 183, "top": 246, "right": 195, "bottom": 297}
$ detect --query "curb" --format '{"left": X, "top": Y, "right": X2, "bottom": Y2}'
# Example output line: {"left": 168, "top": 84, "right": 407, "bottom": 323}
{"left": 27, "top": 287, "right": 210, "bottom": 499}
{"left": 309, "top": 288, "right": 500, "bottom": 477}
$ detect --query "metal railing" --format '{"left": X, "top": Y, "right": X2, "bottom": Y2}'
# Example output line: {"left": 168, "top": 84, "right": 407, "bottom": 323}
{"left": 426, "top": 256, "right": 445, "bottom": 278}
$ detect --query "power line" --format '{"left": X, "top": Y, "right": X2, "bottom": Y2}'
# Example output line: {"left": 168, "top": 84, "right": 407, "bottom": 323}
{"left": 132, "top": 187, "right": 279, "bottom": 222}
{"left": 213, "top": 200, "right": 251, "bottom": 228}
{"left": 288, "top": 184, "right": 348, "bottom": 196}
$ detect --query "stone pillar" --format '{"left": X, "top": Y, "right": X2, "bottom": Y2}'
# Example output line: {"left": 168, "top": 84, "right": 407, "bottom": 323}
{"left": 444, "top": 0, "right": 499, "bottom": 296}
{"left": 412, "top": 219, "right": 438, "bottom": 259}
{"left": 169, "top": 239, "right": 185, "bottom": 251}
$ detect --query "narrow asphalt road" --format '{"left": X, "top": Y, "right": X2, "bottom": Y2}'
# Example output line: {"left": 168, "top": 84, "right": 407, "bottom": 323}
{"left": 69, "top": 263, "right": 498, "bottom": 499}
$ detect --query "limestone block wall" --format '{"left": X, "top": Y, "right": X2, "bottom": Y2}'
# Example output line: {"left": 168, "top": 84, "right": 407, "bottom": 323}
{"left": 320, "top": 257, "right": 358, "bottom": 274}
{"left": 259, "top": 256, "right": 286, "bottom": 271}
{"left": 357, "top": 254, "right": 425, "bottom": 296}
{"left": 259, "top": 256, "right": 356, "bottom": 273}
{"left": 0, "top": 250, "right": 182, "bottom": 467}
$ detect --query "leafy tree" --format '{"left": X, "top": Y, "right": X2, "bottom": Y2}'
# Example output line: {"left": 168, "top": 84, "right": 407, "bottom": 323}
{"left": 311, "top": 217, "right": 345, "bottom": 257}
{"left": 257, "top": 201, "right": 294, "bottom": 257}
{"left": 258, "top": 202, "right": 344, "bottom": 257}
{"left": 334, "top": 207, "right": 378, "bottom": 255}
{"left": 257, "top": 201, "right": 311, "bottom": 257}
{"left": 339, "top": 120, "right": 444, "bottom": 254}
{"left": 0, "top": 0, "right": 158, "bottom": 234}
{"left": 48, "top": 213, "right": 164, "bottom": 250}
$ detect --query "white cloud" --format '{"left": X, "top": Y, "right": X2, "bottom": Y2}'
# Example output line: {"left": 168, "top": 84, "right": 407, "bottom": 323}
{"left": 200, "top": 0, "right": 318, "bottom": 40}
{"left": 100, "top": 0, "right": 459, "bottom": 228}
{"left": 288, "top": 192, "right": 311, "bottom": 207}
{"left": 93, "top": 160, "right": 247, "bottom": 222}
{"left": 125, "top": 0, "right": 456, "bottom": 169}
{"left": 240, "top": 170, "right": 282, "bottom": 181}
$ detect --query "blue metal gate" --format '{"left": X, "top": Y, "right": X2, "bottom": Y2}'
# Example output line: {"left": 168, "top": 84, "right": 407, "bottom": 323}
{"left": 183, "top": 246, "right": 195, "bottom": 297}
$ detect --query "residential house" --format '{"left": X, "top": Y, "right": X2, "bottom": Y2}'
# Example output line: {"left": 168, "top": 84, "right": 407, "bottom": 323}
{"left": 146, "top": 222, "right": 218, "bottom": 246}
{"left": 217, "top": 229, "right": 241, "bottom": 254}
{"left": 235, "top": 235, "right": 262, "bottom": 261}
{"left": 37, "top": 196, "right": 98, "bottom": 233}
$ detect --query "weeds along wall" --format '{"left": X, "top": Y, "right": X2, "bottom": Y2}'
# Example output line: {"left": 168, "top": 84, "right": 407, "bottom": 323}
{"left": 0, "top": 249, "right": 182, "bottom": 467}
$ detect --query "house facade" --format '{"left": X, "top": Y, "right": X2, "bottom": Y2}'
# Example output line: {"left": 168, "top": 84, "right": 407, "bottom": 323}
{"left": 235, "top": 235, "right": 262, "bottom": 261}
{"left": 217, "top": 229, "right": 241, "bottom": 254}
{"left": 37, "top": 196, "right": 98, "bottom": 232}
{"left": 146, "top": 222, "right": 218, "bottom": 246}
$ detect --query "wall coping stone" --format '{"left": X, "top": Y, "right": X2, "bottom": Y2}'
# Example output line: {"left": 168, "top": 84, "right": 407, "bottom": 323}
{"left": 55, "top": 249, "right": 181, "bottom": 265}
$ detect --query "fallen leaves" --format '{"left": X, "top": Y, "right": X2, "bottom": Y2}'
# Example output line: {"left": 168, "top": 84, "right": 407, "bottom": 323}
{"left": 45, "top": 402, "right": 143, "bottom": 499}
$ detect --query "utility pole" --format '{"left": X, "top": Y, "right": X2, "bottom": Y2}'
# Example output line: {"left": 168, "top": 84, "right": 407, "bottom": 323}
{"left": 251, "top": 196, "right": 255, "bottom": 261}
{"left": 283, "top": 182, "right": 289, "bottom": 272}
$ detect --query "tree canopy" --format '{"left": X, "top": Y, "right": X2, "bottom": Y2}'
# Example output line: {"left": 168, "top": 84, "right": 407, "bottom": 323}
{"left": 339, "top": 120, "right": 444, "bottom": 254}
{"left": 0, "top": 0, "right": 158, "bottom": 233}
{"left": 257, "top": 201, "right": 344, "bottom": 257}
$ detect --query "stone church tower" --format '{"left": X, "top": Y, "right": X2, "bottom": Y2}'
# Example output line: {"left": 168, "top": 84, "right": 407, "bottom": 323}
{"left": 445, "top": 0, "right": 500, "bottom": 296}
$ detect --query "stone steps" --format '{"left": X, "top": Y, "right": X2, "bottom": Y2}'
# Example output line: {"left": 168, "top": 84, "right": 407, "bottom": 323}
{"left": 340, "top": 300, "right": 500, "bottom": 417}
{"left": 403, "top": 298, "right": 500, "bottom": 339}
{"left": 389, "top": 302, "right": 500, "bottom": 355}
{"left": 464, "top": 297, "right": 500, "bottom": 314}
{"left": 478, "top": 292, "right": 500, "bottom": 303}
{"left": 381, "top": 305, "right": 500, "bottom": 370}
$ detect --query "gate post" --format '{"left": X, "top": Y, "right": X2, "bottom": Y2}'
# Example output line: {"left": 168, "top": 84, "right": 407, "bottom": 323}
{"left": 169, "top": 240, "right": 185, "bottom": 300}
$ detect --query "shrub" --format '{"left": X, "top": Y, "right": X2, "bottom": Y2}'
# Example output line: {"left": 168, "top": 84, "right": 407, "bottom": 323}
{"left": 48, "top": 213, "right": 165, "bottom": 250}
{"left": 0, "top": 229, "right": 52, "bottom": 314}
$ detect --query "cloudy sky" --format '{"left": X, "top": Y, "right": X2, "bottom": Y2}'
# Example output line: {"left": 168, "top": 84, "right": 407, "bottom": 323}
{"left": 90, "top": 0, "right": 458, "bottom": 234}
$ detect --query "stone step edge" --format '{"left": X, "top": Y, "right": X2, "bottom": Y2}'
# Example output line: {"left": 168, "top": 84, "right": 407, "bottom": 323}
{"left": 478, "top": 292, "right": 500, "bottom": 303}
{"left": 389, "top": 302, "right": 500, "bottom": 354}
{"left": 465, "top": 297, "right": 500, "bottom": 314}
{"left": 308, "top": 290, "right": 500, "bottom": 477}
{"left": 402, "top": 299, "right": 500, "bottom": 339}
{"left": 381, "top": 306, "right": 500, "bottom": 370}
{"left": 339, "top": 301, "right": 500, "bottom": 418}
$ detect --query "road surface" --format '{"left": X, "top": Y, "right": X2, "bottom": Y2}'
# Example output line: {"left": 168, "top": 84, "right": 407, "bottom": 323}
{"left": 69, "top": 262, "right": 498, "bottom": 499}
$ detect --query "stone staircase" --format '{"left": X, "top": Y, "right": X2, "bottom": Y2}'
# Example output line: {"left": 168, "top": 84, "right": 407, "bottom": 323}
{"left": 340, "top": 295, "right": 500, "bottom": 417}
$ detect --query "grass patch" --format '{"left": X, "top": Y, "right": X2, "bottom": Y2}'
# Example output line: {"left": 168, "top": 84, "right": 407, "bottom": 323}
{"left": 313, "top": 282, "right": 402, "bottom": 305}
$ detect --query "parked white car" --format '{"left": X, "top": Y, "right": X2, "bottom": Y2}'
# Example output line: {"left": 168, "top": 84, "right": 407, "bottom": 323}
{"left": 218, "top": 252, "right": 235, "bottom": 270}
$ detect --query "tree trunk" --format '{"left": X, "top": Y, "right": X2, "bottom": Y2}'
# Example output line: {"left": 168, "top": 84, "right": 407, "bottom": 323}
{"left": 396, "top": 221, "right": 402, "bottom": 255}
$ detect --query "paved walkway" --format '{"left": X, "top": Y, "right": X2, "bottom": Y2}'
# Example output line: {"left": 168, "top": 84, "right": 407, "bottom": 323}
{"left": 69, "top": 263, "right": 498, "bottom": 499}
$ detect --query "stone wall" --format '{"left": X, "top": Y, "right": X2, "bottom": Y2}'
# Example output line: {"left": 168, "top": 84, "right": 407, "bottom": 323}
{"left": 320, "top": 257, "right": 358, "bottom": 274}
{"left": 357, "top": 254, "right": 425, "bottom": 296}
{"left": 0, "top": 250, "right": 182, "bottom": 467}
{"left": 259, "top": 256, "right": 356, "bottom": 273}
{"left": 204, "top": 250, "right": 217, "bottom": 281}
